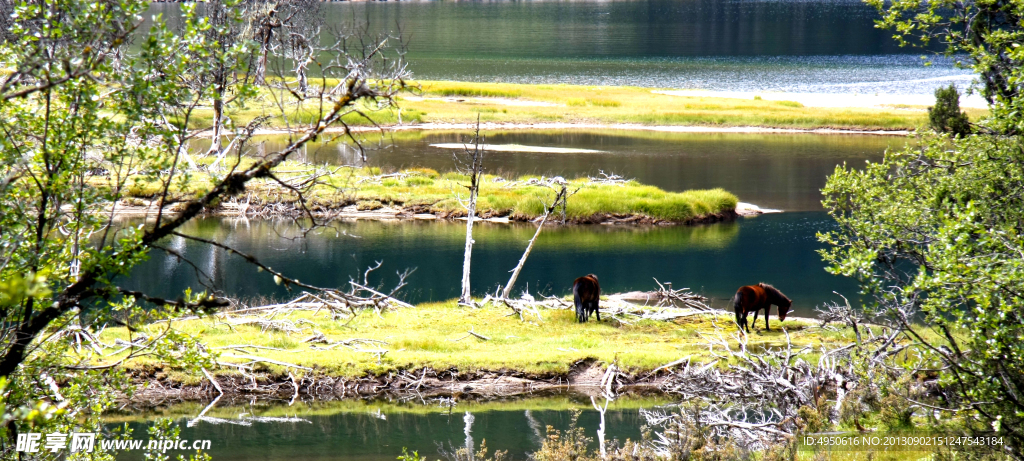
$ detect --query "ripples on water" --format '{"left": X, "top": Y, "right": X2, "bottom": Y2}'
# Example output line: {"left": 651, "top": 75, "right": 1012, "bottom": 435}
{"left": 412, "top": 55, "right": 974, "bottom": 95}
{"left": 147, "top": 0, "right": 976, "bottom": 95}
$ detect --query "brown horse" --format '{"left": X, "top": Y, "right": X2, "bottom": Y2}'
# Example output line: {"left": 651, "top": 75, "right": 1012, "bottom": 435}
{"left": 732, "top": 283, "right": 792, "bottom": 333}
{"left": 573, "top": 274, "right": 601, "bottom": 323}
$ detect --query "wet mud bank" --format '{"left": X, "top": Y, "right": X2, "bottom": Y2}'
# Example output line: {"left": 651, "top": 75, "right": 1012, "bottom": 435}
{"left": 128, "top": 360, "right": 670, "bottom": 405}
{"left": 111, "top": 200, "right": 750, "bottom": 226}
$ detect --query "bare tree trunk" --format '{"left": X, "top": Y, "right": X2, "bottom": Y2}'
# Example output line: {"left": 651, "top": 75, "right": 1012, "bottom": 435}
{"left": 502, "top": 184, "right": 567, "bottom": 299}
{"left": 458, "top": 124, "right": 484, "bottom": 306}
{"left": 207, "top": 79, "right": 225, "bottom": 157}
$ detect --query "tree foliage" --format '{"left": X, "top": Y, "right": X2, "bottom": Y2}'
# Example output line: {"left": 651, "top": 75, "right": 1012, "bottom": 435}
{"left": 0, "top": 0, "right": 407, "bottom": 457}
{"left": 867, "top": 0, "right": 1024, "bottom": 134}
{"left": 824, "top": 1, "right": 1024, "bottom": 454}
{"left": 821, "top": 135, "right": 1024, "bottom": 453}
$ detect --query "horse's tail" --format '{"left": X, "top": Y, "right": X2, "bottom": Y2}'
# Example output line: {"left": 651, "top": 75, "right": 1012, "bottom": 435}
{"left": 573, "top": 280, "right": 584, "bottom": 323}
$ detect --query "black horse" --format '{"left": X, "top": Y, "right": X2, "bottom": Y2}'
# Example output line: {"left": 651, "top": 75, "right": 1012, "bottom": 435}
{"left": 732, "top": 282, "right": 792, "bottom": 333}
{"left": 573, "top": 274, "right": 601, "bottom": 323}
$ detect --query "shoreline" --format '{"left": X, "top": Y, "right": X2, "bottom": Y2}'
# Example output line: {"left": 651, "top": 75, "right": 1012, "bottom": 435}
{"left": 121, "top": 308, "right": 824, "bottom": 405}
{"left": 128, "top": 320, "right": 824, "bottom": 405}
{"left": 242, "top": 121, "right": 913, "bottom": 138}
{"left": 110, "top": 200, "right": 776, "bottom": 224}
{"left": 128, "top": 361, "right": 670, "bottom": 404}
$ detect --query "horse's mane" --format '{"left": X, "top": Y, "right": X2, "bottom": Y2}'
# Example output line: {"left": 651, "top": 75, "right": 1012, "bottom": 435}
{"left": 758, "top": 282, "right": 792, "bottom": 306}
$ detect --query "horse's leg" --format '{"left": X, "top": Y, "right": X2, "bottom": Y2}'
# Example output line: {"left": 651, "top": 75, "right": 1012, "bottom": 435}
{"left": 594, "top": 303, "right": 601, "bottom": 322}
{"left": 765, "top": 305, "right": 771, "bottom": 331}
{"left": 752, "top": 309, "right": 760, "bottom": 331}
{"left": 735, "top": 310, "right": 744, "bottom": 332}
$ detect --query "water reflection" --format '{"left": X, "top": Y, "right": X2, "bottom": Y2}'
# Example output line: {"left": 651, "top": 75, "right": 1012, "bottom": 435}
{"left": 192, "top": 130, "right": 897, "bottom": 211}
{"left": 121, "top": 212, "right": 856, "bottom": 316}
{"left": 110, "top": 395, "right": 665, "bottom": 461}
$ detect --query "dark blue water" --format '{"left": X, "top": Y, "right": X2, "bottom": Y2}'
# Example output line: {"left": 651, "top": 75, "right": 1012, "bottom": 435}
{"left": 125, "top": 129, "right": 892, "bottom": 315}
{"left": 122, "top": 211, "right": 858, "bottom": 317}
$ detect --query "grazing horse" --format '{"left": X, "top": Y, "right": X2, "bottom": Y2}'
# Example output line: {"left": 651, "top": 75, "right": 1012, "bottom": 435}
{"left": 732, "top": 283, "right": 792, "bottom": 333}
{"left": 573, "top": 274, "right": 601, "bottom": 323}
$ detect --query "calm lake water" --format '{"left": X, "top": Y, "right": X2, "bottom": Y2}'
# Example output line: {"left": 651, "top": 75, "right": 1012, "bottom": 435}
{"left": 125, "top": 131, "right": 899, "bottom": 314}
{"left": 147, "top": 0, "right": 973, "bottom": 94}
{"left": 125, "top": 2, "right": 909, "bottom": 454}
{"left": 123, "top": 211, "right": 857, "bottom": 317}
{"left": 111, "top": 395, "right": 665, "bottom": 461}
{"left": 198, "top": 129, "right": 896, "bottom": 212}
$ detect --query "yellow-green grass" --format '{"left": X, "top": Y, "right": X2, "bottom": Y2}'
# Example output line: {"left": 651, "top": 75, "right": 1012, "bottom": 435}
{"left": 110, "top": 161, "right": 739, "bottom": 223}
{"left": 194, "top": 80, "right": 989, "bottom": 131}
{"left": 98, "top": 301, "right": 849, "bottom": 381}
{"left": 103, "top": 394, "right": 671, "bottom": 424}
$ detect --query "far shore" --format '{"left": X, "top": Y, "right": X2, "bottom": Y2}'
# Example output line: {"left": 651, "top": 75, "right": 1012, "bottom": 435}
{"left": 195, "top": 80, "right": 979, "bottom": 135}
{"left": 236, "top": 121, "right": 913, "bottom": 138}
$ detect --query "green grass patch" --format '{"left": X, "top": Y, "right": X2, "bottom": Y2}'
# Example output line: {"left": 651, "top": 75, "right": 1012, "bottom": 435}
{"left": 103, "top": 161, "right": 739, "bottom": 223}
{"left": 99, "top": 301, "right": 846, "bottom": 380}
{"left": 178, "top": 79, "right": 985, "bottom": 132}
{"left": 421, "top": 81, "right": 524, "bottom": 99}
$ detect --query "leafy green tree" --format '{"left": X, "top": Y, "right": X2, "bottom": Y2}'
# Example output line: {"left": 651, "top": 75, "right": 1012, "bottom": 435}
{"left": 866, "top": 0, "right": 1024, "bottom": 134}
{"left": 928, "top": 84, "right": 972, "bottom": 137}
{"left": 822, "top": 1, "right": 1024, "bottom": 454}
{"left": 821, "top": 135, "right": 1024, "bottom": 453}
{"left": 0, "top": 0, "right": 406, "bottom": 457}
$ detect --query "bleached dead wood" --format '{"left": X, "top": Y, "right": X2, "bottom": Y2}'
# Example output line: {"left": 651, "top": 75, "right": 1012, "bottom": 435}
{"left": 219, "top": 354, "right": 312, "bottom": 371}
{"left": 308, "top": 338, "right": 388, "bottom": 351}
{"left": 501, "top": 178, "right": 573, "bottom": 300}
{"left": 587, "top": 170, "right": 630, "bottom": 186}
{"left": 455, "top": 122, "right": 485, "bottom": 306}
{"left": 451, "top": 328, "right": 490, "bottom": 341}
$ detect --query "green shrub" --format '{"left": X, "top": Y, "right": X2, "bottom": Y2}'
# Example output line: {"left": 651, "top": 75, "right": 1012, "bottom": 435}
{"left": 928, "top": 84, "right": 972, "bottom": 137}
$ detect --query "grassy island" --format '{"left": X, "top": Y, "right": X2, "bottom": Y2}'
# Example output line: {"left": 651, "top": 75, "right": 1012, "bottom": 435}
{"left": 99, "top": 300, "right": 845, "bottom": 382}
{"left": 115, "top": 160, "right": 739, "bottom": 224}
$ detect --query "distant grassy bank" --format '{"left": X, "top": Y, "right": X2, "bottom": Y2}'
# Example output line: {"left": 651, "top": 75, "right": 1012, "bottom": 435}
{"left": 203, "top": 80, "right": 988, "bottom": 132}
{"left": 114, "top": 160, "right": 739, "bottom": 224}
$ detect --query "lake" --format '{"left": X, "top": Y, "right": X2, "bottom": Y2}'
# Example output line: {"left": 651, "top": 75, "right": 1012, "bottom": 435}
{"left": 111, "top": 395, "right": 667, "bottom": 461}
{"left": 194, "top": 129, "right": 897, "bottom": 212}
{"left": 121, "top": 2, "right": 916, "bottom": 456}
{"left": 146, "top": 0, "right": 973, "bottom": 95}
{"left": 123, "top": 130, "right": 902, "bottom": 316}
